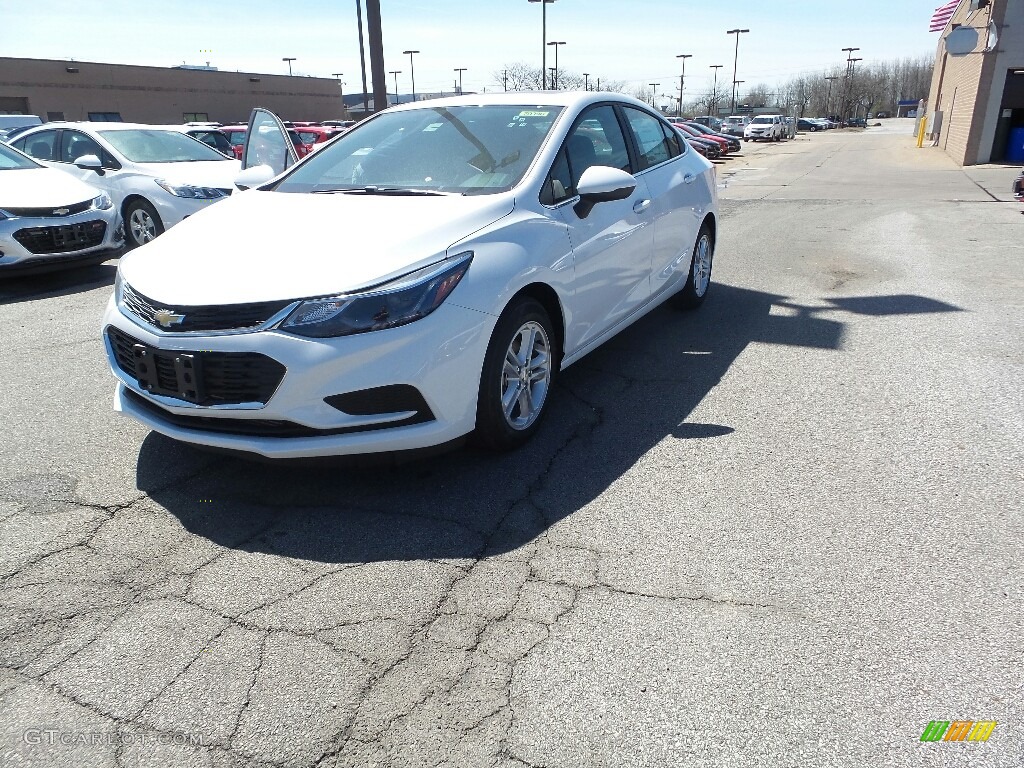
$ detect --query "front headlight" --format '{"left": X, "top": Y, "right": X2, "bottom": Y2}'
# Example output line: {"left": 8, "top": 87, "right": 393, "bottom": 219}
{"left": 154, "top": 179, "right": 227, "bottom": 199}
{"left": 91, "top": 192, "right": 113, "bottom": 210}
{"left": 281, "top": 252, "right": 473, "bottom": 339}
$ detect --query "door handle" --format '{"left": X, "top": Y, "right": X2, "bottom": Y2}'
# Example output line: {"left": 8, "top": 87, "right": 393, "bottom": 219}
{"left": 633, "top": 199, "right": 651, "bottom": 214}
{"left": 683, "top": 173, "right": 697, "bottom": 184}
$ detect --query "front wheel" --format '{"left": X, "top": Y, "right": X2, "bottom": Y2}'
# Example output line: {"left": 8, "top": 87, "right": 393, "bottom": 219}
{"left": 671, "top": 223, "right": 715, "bottom": 310}
{"left": 125, "top": 199, "right": 164, "bottom": 248}
{"left": 473, "top": 298, "right": 556, "bottom": 451}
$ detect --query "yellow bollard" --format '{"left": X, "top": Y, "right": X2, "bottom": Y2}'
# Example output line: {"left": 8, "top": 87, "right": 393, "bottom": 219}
{"left": 916, "top": 116, "right": 926, "bottom": 148}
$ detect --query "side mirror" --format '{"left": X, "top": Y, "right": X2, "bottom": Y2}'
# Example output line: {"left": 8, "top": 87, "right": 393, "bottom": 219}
{"left": 74, "top": 154, "right": 103, "bottom": 173}
{"left": 574, "top": 166, "right": 637, "bottom": 219}
{"left": 233, "top": 164, "right": 276, "bottom": 191}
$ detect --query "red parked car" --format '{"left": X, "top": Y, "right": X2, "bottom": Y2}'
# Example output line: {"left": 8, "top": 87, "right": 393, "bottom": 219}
{"left": 293, "top": 126, "right": 345, "bottom": 155}
{"left": 673, "top": 122, "right": 731, "bottom": 155}
{"left": 219, "top": 125, "right": 309, "bottom": 160}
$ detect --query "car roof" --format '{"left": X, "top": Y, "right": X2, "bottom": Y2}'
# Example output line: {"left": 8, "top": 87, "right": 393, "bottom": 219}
{"left": 383, "top": 90, "right": 652, "bottom": 115}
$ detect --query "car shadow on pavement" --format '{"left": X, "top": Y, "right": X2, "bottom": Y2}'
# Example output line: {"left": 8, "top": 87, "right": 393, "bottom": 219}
{"left": 0, "top": 261, "right": 117, "bottom": 305}
{"left": 137, "top": 283, "right": 960, "bottom": 565}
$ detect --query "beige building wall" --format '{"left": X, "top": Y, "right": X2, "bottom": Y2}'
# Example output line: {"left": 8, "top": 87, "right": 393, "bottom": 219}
{"left": 927, "top": 0, "right": 1023, "bottom": 165}
{"left": 0, "top": 57, "right": 344, "bottom": 125}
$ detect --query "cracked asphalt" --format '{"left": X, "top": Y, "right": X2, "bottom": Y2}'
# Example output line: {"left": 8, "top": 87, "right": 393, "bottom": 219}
{"left": 1, "top": 123, "right": 1022, "bottom": 767}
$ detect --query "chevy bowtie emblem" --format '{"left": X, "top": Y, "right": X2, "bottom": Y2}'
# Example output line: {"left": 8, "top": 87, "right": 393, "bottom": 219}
{"left": 154, "top": 309, "right": 186, "bottom": 328}
{"left": 53, "top": 208, "right": 70, "bottom": 215}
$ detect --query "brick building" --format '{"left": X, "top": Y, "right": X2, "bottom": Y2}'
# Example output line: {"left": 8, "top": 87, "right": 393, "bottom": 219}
{"left": 0, "top": 57, "right": 344, "bottom": 125}
{"left": 926, "top": 0, "right": 1024, "bottom": 164}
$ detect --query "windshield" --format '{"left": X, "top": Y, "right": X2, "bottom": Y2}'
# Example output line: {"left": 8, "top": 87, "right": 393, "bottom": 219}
{"left": 0, "top": 142, "right": 39, "bottom": 170}
{"left": 751, "top": 117, "right": 773, "bottom": 124}
{"left": 98, "top": 129, "right": 230, "bottom": 163}
{"left": 274, "top": 104, "right": 563, "bottom": 195}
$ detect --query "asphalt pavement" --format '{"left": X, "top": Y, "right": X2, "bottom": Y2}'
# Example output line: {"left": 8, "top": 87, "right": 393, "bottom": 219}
{"left": 1, "top": 122, "right": 1021, "bottom": 767}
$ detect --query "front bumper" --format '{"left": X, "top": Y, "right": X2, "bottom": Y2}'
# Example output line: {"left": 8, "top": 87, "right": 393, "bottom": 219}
{"left": 103, "top": 297, "right": 496, "bottom": 458}
{"left": 0, "top": 207, "right": 123, "bottom": 271}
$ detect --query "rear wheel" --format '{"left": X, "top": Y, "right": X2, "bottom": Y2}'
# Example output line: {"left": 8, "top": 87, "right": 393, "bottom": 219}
{"left": 672, "top": 222, "right": 714, "bottom": 310}
{"left": 473, "top": 298, "right": 556, "bottom": 451}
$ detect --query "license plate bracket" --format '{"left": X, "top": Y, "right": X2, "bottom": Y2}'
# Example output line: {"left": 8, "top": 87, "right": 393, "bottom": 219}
{"left": 132, "top": 344, "right": 205, "bottom": 404}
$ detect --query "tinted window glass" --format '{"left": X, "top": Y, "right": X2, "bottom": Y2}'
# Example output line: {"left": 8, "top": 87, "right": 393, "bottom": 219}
{"left": 17, "top": 130, "right": 58, "bottom": 162}
{"left": 0, "top": 142, "right": 39, "bottom": 170}
{"left": 99, "top": 129, "right": 229, "bottom": 162}
{"left": 623, "top": 108, "right": 672, "bottom": 171}
{"left": 541, "top": 148, "right": 572, "bottom": 205}
{"left": 275, "top": 104, "right": 562, "bottom": 195}
{"left": 61, "top": 131, "right": 103, "bottom": 164}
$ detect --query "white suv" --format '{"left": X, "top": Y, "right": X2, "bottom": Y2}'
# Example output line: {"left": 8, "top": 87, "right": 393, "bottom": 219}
{"left": 744, "top": 115, "right": 785, "bottom": 142}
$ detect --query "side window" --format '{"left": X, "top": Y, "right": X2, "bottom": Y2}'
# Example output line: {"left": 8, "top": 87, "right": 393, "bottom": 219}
{"left": 61, "top": 131, "right": 103, "bottom": 164}
{"left": 16, "top": 130, "right": 58, "bottom": 161}
{"left": 541, "top": 104, "right": 631, "bottom": 205}
{"left": 662, "top": 122, "right": 683, "bottom": 158}
{"left": 623, "top": 108, "right": 673, "bottom": 171}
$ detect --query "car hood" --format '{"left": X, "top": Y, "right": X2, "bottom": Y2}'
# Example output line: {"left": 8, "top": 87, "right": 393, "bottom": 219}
{"left": 118, "top": 189, "right": 515, "bottom": 305}
{"left": 133, "top": 159, "right": 241, "bottom": 187}
{"left": 0, "top": 167, "right": 102, "bottom": 208}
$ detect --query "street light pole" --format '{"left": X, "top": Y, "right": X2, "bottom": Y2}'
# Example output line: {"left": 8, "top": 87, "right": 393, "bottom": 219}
{"left": 709, "top": 64, "right": 723, "bottom": 117}
{"left": 676, "top": 54, "right": 692, "bottom": 118}
{"left": 583, "top": 72, "right": 590, "bottom": 91}
{"left": 824, "top": 75, "right": 839, "bottom": 119}
{"left": 527, "top": 0, "right": 556, "bottom": 90}
{"left": 332, "top": 73, "right": 346, "bottom": 113}
{"left": 840, "top": 47, "right": 860, "bottom": 126}
{"left": 732, "top": 80, "right": 745, "bottom": 113}
{"left": 389, "top": 70, "right": 401, "bottom": 102}
{"left": 649, "top": 83, "right": 660, "bottom": 108}
{"left": 547, "top": 41, "right": 565, "bottom": 89}
{"left": 282, "top": 57, "right": 296, "bottom": 76}
{"left": 726, "top": 28, "right": 749, "bottom": 113}
{"left": 454, "top": 67, "right": 467, "bottom": 95}
{"left": 403, "top": 50, "right": 419, "bottom": 101}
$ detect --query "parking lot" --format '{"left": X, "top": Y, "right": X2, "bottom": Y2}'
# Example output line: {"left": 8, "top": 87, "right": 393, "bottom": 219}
{"left": 1, "top": 123, "right": 1022, "bottom": 767}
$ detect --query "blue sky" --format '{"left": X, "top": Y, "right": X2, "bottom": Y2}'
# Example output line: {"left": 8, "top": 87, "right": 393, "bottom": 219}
{"left": 3, "top": 0, "right": 943, "bottom": 96}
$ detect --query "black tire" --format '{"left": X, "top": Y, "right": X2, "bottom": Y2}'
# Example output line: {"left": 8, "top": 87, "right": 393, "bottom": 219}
{"left": 473, "top": 297, "right": 557, "bottom": 451}
{"left": 124, "top": 199, "right": 164, "bottom": 248}
{"left": 671, "top": 222, "right": 715, "bottom": 310}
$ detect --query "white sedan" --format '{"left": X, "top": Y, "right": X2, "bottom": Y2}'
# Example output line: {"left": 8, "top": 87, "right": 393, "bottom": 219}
{"left": 9, "top": 123, "right": 239, "bottom": 248}
{"left": 102, "top": 93, "right": 719, "bottom": 459}
{"left": 0, "top": 141, "right": 122, "bottom": 275}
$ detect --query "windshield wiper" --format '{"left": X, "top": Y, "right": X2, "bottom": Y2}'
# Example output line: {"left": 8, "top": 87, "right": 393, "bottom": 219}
{"left": 312, "top": 186, "right": 449, "bottom": 196}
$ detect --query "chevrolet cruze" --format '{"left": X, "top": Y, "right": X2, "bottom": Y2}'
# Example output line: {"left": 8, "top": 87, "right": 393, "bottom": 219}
{"left": 102, "top": 92, "right": 719, "bottom": 458}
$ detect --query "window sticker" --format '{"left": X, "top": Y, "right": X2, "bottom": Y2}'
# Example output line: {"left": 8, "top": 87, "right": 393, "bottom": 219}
{"left": 518, "top": 110, "right": 550, "bottom": 117}
{"left": 423, "top": 123, "right": 444, "bottom": 132}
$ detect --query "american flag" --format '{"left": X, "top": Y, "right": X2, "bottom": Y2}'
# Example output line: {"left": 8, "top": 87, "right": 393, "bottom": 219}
{"left": 929, "top": 0, "right": 962, "bottom": 31}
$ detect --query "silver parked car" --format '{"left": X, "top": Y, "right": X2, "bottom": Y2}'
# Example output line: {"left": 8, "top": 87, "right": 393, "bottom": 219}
{"left": 0, "top": 141, "right": 123, "bottom": 275}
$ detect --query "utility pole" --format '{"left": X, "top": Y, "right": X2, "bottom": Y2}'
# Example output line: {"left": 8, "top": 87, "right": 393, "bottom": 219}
{"left": 726, "top": 28, "right": 749, "bottom": 113}
{"left": 356, "top": 0, "right": 369, "bottom": 114}
{"left": 840, "top": 47, "right": 860, "bottom": 126}
{"left": 282, "top": 57, "right": 296, "bottom": 76}
{"left": 583, "top": 72, "right": 590, "bottom": 91}
{"left": 824, "top": 75, "right": 839, "bottom": 119}
{"left": 528, "top": 0, "right": 556, "bottom": 90}
{"left": 332, "top": 73, "right": 346, "bottom": 114}
{"left": 502, "top": 69, "right": 508, "bottom": 91}
{"left": 366, "top": 0, "right": 387, "bottom": 113}
{"left": 454, "top": 67, "right": 467, "bottom": 95}
{"left": 649, "top": 83, "right": 660, "bottom": 108}
{"left": 709, "top": 64, "right": 723, "bottom": 117}
{"left": 389, "top": 70, "right": 401, "bottom": 103}
{"left": 676, "top": 54, "right": 692, "bottom": 118}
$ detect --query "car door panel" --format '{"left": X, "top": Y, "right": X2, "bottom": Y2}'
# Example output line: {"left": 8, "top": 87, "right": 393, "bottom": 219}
{"left": 546, "top": 105, "right": 654, "bottom": 355}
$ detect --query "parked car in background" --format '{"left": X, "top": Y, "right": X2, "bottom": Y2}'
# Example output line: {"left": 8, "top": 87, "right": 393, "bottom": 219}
{"left": 671, "top": 126, "right": 720, "bottom": 159}
{"left": 0, "top": 115, "right": 43, "bottom": 142}
{"left": 674, "top": 122, "right": 731, "bottom": 155}
{"left": 220, "top": 125, "right": 309, "bottom": 160}
{"left": 321, "top": 120, "right": 356, "bottom": 129}
{"left": 293, "top": 126, "right": 345, "bottom": 155}
{"left": 692, "top": 115, "right": 723, "bottom": 131}
{"left": 722, "top": 115, "right": 749, "bottom": 137}
{"left": 0, "top": 140, "right": 123, "bottom": 275}
{"left": 102, "top": 93, "right": 719, "bottom": 459}
{"left": 157, "top": 125, "right": 235, "bottom": 158}
{"left": 844, "top": 117, "right": 868, "bottom": 128}
{"left": 683, "top": 121, "right": 741, "bottom": 152}
{"left": 744, "top": 115, "right": 785, "bottom": 142}
{"left": 797, "top": 118, "right": 822, "bottom": 132}
{"left": 10, "top": 123, "right": 240, "bottom": 248}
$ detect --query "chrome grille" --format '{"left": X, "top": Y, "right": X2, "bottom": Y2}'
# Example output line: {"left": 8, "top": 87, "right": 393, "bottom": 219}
{"left": 122, "top": 282, "right": 293, "bottom": 333}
